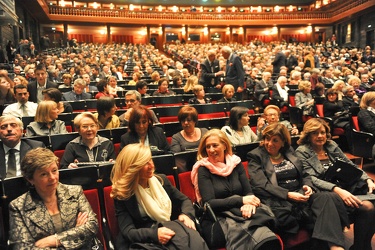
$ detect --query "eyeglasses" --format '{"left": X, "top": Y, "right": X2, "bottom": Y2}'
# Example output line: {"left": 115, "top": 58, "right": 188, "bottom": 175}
{"left": 125, "top": 99, "right": 136, "bottom": 103}
{"left": 81, "top": 124, "right": 97, "bottom": 130}
{"left": 266, "top": 113, "right": 279, "bottom": 117}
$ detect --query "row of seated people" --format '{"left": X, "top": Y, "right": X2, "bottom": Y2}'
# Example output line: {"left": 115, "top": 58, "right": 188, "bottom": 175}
{"left": 1, "top": 117, "right": 373, "bottom": 249}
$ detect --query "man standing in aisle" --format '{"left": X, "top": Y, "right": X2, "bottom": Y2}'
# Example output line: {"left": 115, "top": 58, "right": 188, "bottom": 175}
{"left": 221, "top": 46, "right": 245, "bottom": 97}
{"left": 200, "top": 50, "right": 225, "bottom": 90}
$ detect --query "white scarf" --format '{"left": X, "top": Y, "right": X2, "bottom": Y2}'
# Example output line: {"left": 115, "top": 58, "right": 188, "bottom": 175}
{"left": 276, "top": 83, "right": 289, "bottom": 101}
{"left": 135, "top": 176, "right": 172, "bottom": 223}
{"left": 191, "top": 154, "right": 241, "bottom": 204}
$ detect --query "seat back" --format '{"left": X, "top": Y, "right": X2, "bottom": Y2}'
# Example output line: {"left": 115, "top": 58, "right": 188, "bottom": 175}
{"left": 103, "top": 186, "right": 119, "bottom": 241}
{"left": 315, "top": 103, "right": 324, "bottom": 117}
{"left": 83, "top": 189, "right": 106, "bottom": 250}
{"left": 178, "top": 171, "right": 196, "bottom": 203}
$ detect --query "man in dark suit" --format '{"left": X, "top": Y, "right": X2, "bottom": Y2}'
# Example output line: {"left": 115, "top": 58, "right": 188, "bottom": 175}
{"left": 285, "top": 50, "right": 298, "bottom": 73}
{"left": 27, "top": 64, "right": 58, "bottom": 103}
{"left": 199, "top": 50, "right": 225, "bottom": 90}
{"left": 272, "top": 46, "right": 286, "bottom": 75}
{"left": 62, "top": 78, "right": 92, "bottom": 101}
{"left": 0, "top": 115, "right": 45, "bottom": 179}
{"left": 221, "top": 46, "right": 245, "bottom": 94}
{"left": 254, "top": 71, "right": 273, "bottom": 103}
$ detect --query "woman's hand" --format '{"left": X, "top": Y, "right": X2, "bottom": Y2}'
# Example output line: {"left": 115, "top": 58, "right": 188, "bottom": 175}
{"left": 240, "top": 204, "right": 256, "bottom": 218}
{"left": 302, "top": 185, "right": 313, "bottom": 197}
{"left": 178, "top": 214, "right": 196, "bottom": 230}
{"left": 287, "top": 192, "right": 309, "bottom": 202}
{"left": 76, "top": 212, "right": 88, "bottom": 227}
{"left": 243, "top": 195, "right": 261, "bottom": 207}
{"left": 333, "top": 187, "right": 362, "bottom": 208}
{"left": 367, "top": 179, "right": 375, "bottom": 193}
{"left": 68, "top": 159, "right": 79, "bottom": 169}
{"left": 157, "top": 227, "right": 175, "bottom": 245}
{"left": 35, "top": 235, "right": 57, "bottom": 248}
{"left": 290, "top": 126, "right": 299, "bottom": 135}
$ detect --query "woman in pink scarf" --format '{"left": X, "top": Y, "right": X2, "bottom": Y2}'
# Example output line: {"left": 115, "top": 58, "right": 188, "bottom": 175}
{"left": 191, "top": 129, "right": 281, "bottom": 250}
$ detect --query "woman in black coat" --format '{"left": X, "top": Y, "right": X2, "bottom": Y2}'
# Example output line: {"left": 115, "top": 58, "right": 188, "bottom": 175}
{"left": 111, "top": 143, "right": 208, "bottom": 250}
{"left": 120, "top": 105, "right": 170, "bottom": 155}
{"left": 247, "top": 123, "right": 348, "bottom": 250}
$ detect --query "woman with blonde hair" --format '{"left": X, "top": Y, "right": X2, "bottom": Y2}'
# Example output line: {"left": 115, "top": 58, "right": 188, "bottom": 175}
{"left": 218, "top": 84, "right": 236, "bottom": 102}
{"left": 191, "top": 129, "right": 280, "bottom": 249}
{"left": 12, "top": 75, "right": 28, "bottom": 86}
{"left": 295, "top": 80, "right": 314, "bottom": 115}
{"left": 188, "top": 84, "right": 211, "bottom": 104}
{"left": 111, "top": 143, "right": 209, "bottom": 250}
{"left": 357, "top": 91, "right": 375, "bottom": 135}
{"left": 26, "top": 100, "right": 68, "bottom": 137}
{"left": 332, "top": 80, "right": 345, "bottom": 101}
{"left": 183, "top": 75, "right": 198, "bottom": 94}
{"left": 348, "top": 76, "right": 366, "bottom": 97}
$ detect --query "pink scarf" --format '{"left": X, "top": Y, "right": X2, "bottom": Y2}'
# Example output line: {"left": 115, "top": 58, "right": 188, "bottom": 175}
{"left": 191, "top": 154, "right": 241, "bottom": 204}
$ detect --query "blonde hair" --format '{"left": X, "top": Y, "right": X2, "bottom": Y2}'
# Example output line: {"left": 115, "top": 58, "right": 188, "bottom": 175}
{"left": 348, "top": 76, "right": 361, "bottom": 86}
{"left": 360, "top": 91, "right": 375, "bottom": 109}
{"left": 184, "top": 75, "right": 198, "bottom": 93}
{"left": 35, "top": 100, "right": 57, "bottom": 123}
{"left": 332, "top": 80, "right": 345, "bottom": 90}
{"left": 192, "top": 84, "right": 204, "bottom": 95}
{"left": 111, "top": 143, "right": 152, "bottom": 200}
{"left": 197, "top": 129, "right": 232, "bottom": 160}
{"left": 73, "top": 112, "right": 98, "bottom": 130}
{"left": 222, "top": 84, "right": 234, "bottom": 95}
{"left": 298, "top": 80, "right": 311, "bottom": 92}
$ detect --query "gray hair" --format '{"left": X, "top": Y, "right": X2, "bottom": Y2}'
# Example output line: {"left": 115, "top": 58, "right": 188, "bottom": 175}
{"left": 0, "top": 115, "right": 24, "bottom": 130}
{"left": 221, "top": 46, "right": 232, "bottom": 54}
{"left": 125, "top": 90, "right": 141, "bottom": 101}
{"left": 74, "top": 78, "right": 86, "bottom": 86}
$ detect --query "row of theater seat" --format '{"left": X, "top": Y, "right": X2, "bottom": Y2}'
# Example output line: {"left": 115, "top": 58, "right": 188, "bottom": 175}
{"left": 0, "top": 141, "right": 311, "bottom": 249}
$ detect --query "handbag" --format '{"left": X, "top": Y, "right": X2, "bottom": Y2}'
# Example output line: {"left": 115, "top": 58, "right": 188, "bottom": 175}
{"left": 91, "top": 237, "right": 104, "bottom": 250}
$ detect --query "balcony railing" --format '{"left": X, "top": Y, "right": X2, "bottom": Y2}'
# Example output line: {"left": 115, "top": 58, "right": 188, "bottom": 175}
{"left": 47, "top": 0, "right": 372, "bottom": 23}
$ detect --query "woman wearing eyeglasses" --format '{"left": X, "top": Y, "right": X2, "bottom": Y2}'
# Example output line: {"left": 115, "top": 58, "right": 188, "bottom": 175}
{"left": 60, "top": 112, "right": 116, "bottom": 169}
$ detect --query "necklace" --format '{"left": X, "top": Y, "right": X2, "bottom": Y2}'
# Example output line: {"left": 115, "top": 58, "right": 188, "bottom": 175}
{"left": 270, "top": 153, "right": 282, "bottom": 160}
{"left": 185, "top": 129, "right": 196, "bottom": 137}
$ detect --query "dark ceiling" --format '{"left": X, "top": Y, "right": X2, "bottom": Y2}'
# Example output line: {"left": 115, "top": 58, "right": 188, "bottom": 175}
{"left": 67, "top": 0, "right": 315, "bottom": 7}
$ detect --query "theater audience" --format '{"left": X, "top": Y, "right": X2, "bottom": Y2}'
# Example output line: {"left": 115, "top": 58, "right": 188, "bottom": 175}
{"left": 111, "top": 143, "right": 209, "bottom": 250}
{"left": 152, "top": 78, "right": 175, "bottom": 96}
{"left": 0, "top": 115, "right": 45, "bottom": 178}
{"left": 221, "top": 106, "right": 259, "bottom": 145}
{"left": 191, "top": 129, "right": 281, "bottom": 249}
{"left": 95, "top": 79, "right": 115, "bottom": 99}
{"left": 188, "top": 84, "right": 211, "bottom": 104}
{"left": 9, "top": 148, "right": 99, "bottom": 249}
{"left": 60, "top": 112, "right": 115, "bottom": 169}
{"left": 257, "top": 105, "right": 298, "bottom": 139}
{"left": 295, "top": 118, "right": 375, "bottom": 250}
{"left": 3, "top": 84, "right": 38, "bottom": 117}
{"left": 248, "top": 123, "right": 347, "bottom": 250}
{"left": 42, "top": 88, "right": 73, "bottom": 113}
{"left": 295, "top": 80, "right": 314, "bottom": 115}
{"left": 272, "top": 76, "right": 289, "bottom": 108}
{"left": 358, "top": 91, "right": 375, "bottom": 134}
{"left": 217, "top": 84, "right": 236, "bottom": 103}
{"left": 170, "top": 106, "right": 208, "bottom": 153}
{"left": 0, "top": 74, "right": 15, "bottom": 105}
{"left": 62, "top": 78, "right": 92, "bottom": 101}
{"left": 120, "top": 105, "right": 169, "bottom": 155}
{"left": 26, "top": 100, "right": 68, "bottom": 137}
{"left": 93, "top": 96, "right": 120, "bottom": 129}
